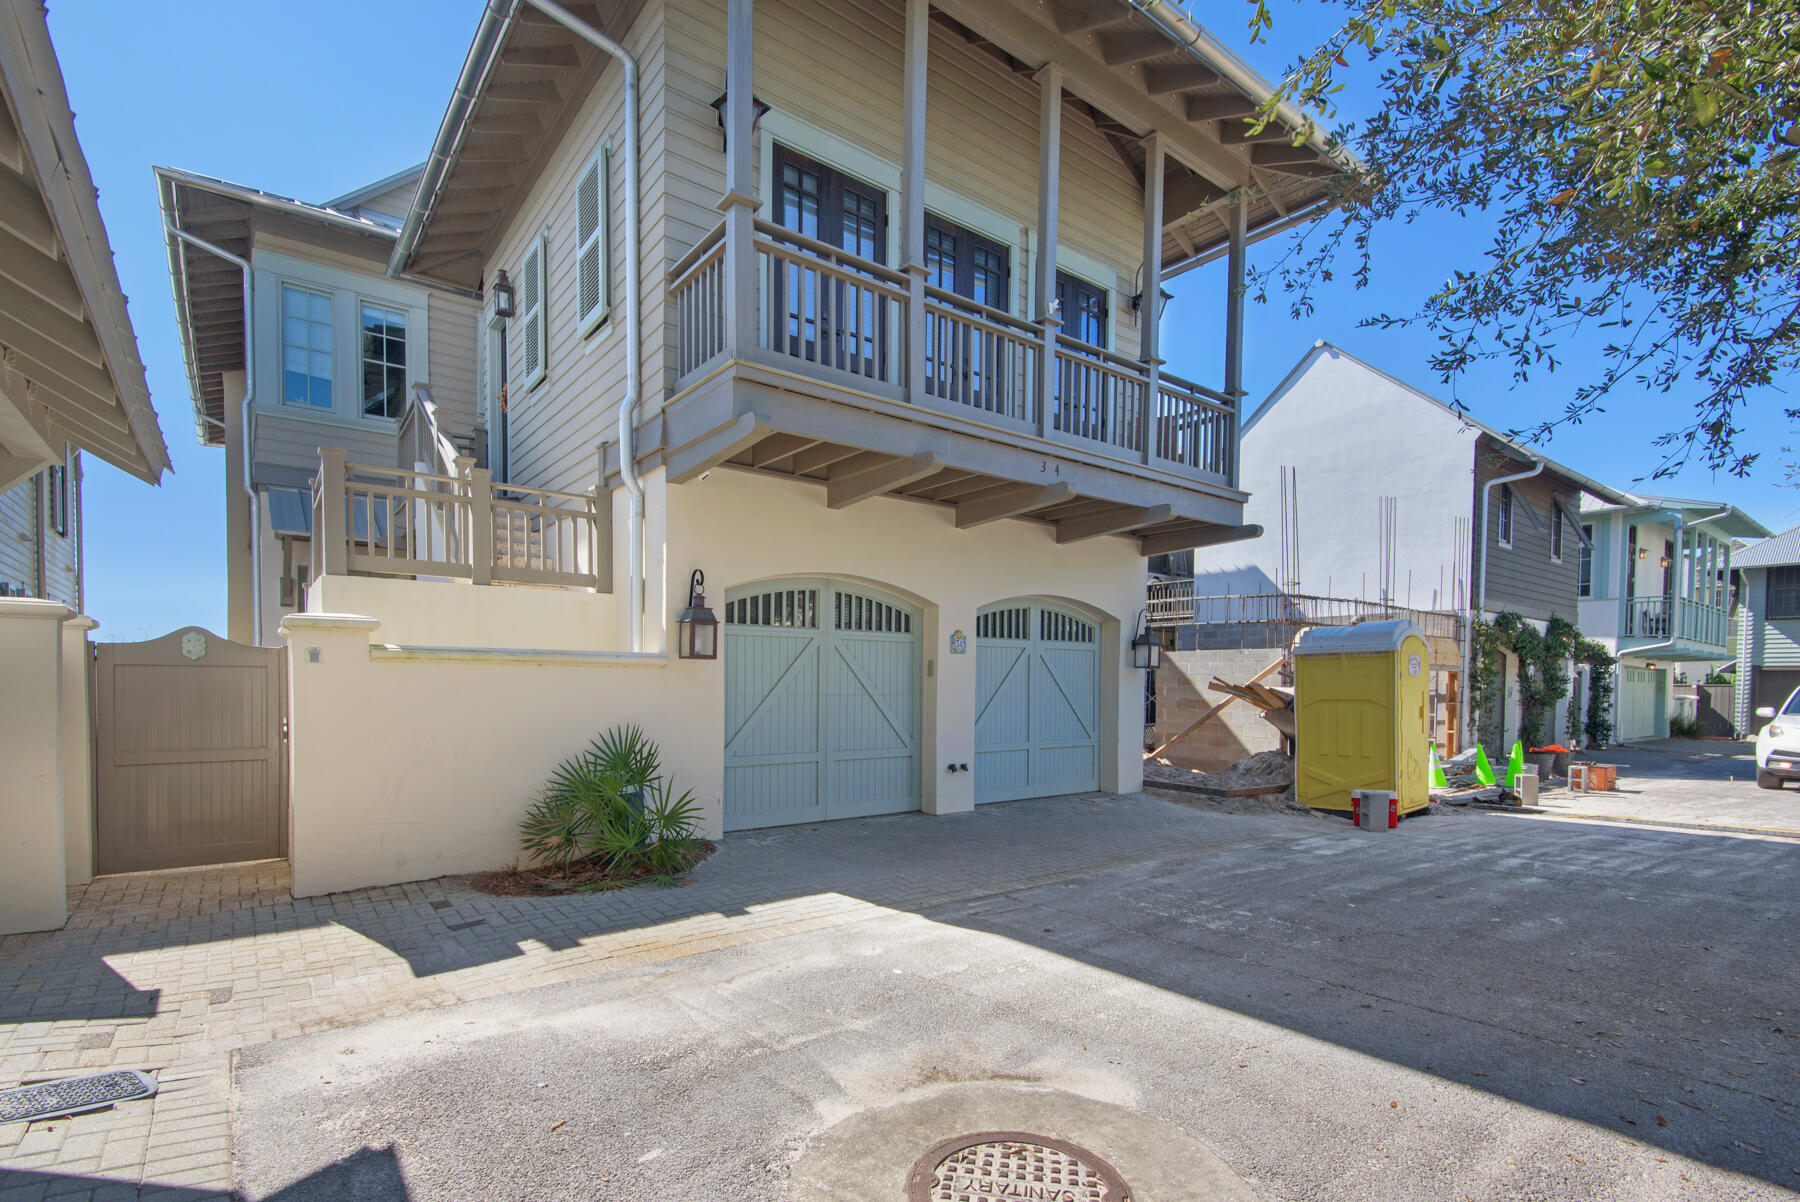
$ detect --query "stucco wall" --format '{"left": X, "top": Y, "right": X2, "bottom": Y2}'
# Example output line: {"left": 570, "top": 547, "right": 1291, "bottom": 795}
{"left": 1150, "top": 648, "right": 1286, "bottom": 772}
{"left": 308, "top": 575, "right": 617, "bottom": 651}
{"left": 0, "top": 599, "right": 72, "bottom": 934}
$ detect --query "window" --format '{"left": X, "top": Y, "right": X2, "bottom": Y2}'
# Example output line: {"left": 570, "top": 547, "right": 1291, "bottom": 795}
{"left": 773, "top": 145, "right": 887, "bottom": 263}
{"left": 1497, "top": 484, "right": 1514, "bottom": 547}
{"left": 925, "top": 215, "right": 1010, "bottom": 309}
{"left": 44, "top": 455, "right": 69, "bottom": 538}
{"left": 1626, "top": 524, "right": 1638, "bottom": 598}
{"left": 1769, "top": 565, "right": 1800, "bottom": 620}
{"left": 1055, "top": 270, "right": 1108, "bottom": 349}
{"left": 770, "top": 144, "right": 888, "bottom": 376}
{"left": 517, "top": 233, "right": 547, "bottom": 390}
{"left": 924, "top": 215, "right": 1015, "bottom": 410}
{"left": 281, "top": 284, "right": 333, "bottom": 408}
{"left": 1578, "top": 524, "right": 1594, "bottom": 597}
{"left": 1662, "top": 538, "right": 1675, "bottom": 596}
{"left": 359, "top": 303, "right": 407, "bottom": 418}
{"left": 575, "top": 146, "right": 611, "bottom": 334}
{"left": 1550, "top": 504, "right": 1565, "bottom": 562}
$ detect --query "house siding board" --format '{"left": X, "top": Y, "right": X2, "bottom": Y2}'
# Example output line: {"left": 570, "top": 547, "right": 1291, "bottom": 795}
{"left": 253, "top": 410, "right": 397, "bottom": 475}
{"left": 426, "top": 290, "right": 482, "bottom": 439}
{"left": 355, "top": 180, "right": 419, "bottom": 221}
{"left": 0, "top": 454, "right": 79, "bottom": 607}
{"left": 0, "top": 473, "right": 35, "bottom": 593}
{"left": 1472, "top": 443, "right": 1580, "bottom": 622}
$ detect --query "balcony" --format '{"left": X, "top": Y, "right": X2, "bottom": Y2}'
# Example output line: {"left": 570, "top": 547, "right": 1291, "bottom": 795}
{"left": 657, "top": 218, "right": 1249, "bottom": 554}
{"left": 1622, "top": 594, "right": 1729, "bottom": 651}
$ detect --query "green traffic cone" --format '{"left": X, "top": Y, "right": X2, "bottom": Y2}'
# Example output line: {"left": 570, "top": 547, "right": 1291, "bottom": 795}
{"left": 1474, "top": 744, "right": 1496, "bottom": 786}
{"left": 1506, "top": 741, "right": 1525, "bottom": 788}
{"left": 1430, "top": 747, "right": 1448, "bottom": 789}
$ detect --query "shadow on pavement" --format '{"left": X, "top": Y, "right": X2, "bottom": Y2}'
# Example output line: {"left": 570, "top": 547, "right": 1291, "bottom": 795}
{"left": 0, "top": 1143, "right": 410, "bottom": 1200}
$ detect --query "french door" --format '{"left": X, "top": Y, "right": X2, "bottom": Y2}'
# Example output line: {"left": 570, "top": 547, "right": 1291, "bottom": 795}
{"left": 770, "top": 145, "right": 889, "bottom": 379}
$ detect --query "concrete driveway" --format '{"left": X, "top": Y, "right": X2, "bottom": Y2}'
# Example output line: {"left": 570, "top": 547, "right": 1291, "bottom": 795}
{"left": 229, "top": 803, "right": 1797, "bottom": 1201}
{"left": 1531, "top": 739, "right": 1800, "bottom": 835}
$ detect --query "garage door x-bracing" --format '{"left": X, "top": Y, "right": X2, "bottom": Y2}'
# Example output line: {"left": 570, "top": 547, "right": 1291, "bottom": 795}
{"left": 974, "top": 601, "right": 1101, "bottom": 803}
{"left": 723, "top": 580, "right": 921, "bottom": 831}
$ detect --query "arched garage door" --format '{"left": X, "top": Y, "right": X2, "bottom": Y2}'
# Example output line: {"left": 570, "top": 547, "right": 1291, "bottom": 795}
{"left": 723, "top": 578, "right": 921, "bottom": 831}
{"left": 974, "top": 600, "right": 1101, "bottom": 803}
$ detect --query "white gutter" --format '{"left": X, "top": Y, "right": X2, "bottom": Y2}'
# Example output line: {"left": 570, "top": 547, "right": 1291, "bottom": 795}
{"left": 1625, "top": 506, "right": 1736, "bottom": 660}
{"left": 164, "top": 218, "right": 261, "bottom": 646}
{"left": 521, "top": 0, "right": 646, "bottom": 653}
{"left": 1463, "top": 458, "right": 1545, "bottom": 745}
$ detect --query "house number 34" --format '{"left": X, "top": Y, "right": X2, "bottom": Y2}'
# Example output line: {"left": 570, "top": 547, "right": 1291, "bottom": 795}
{"left": 1039, "top": 460, "right": 1060, "bottom": 475}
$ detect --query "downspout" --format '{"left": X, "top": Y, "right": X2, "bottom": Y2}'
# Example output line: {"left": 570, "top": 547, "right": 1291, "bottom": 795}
{"left": 1462, "top": 458, "right": 1544, "bottom": 747}
{"left": 166, "top": 219, "right": 260, "bottom": 644}
{"left": 524, "top": 0, "right": 646, "bottom": 652}
{"left": 1624, "top": 506, "right": 1735, "bottom": 660}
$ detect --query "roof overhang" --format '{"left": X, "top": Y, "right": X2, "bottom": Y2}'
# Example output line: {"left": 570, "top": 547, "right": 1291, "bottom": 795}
{"left": 156, "top": 167, "right": 401, "bottom": 447}
{"left": 1477, "top": 434, "right": 1633, "bottom": 509}
{"left": 394, "top": 0, "right": 1356, "bottom": 291}
{"left": 0, "top": 1, "right": 167, "bottom": 486}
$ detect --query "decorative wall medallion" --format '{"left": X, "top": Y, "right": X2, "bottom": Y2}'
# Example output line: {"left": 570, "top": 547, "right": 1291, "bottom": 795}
{"left": 180, "top": 631, "right": 207, "bottom": 661}
{"left": 949, "top": 629, "right": 968, "bottom": 655}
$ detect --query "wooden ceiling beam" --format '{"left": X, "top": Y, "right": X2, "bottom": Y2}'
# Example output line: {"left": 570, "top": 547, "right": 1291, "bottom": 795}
{"left": 1143, "top": 62, "right": 1220, "bottom": 95}
{"left": 1044, "top": 1, "right": 1132, "bottom": 34}
{"left": 1055, "top": 503, "right": 1173, "bottom": 543}
{"left": 500, "top": 44, "right": 581, "bottom": 68}
{"left": 955, "top": 482, "right": 1073, "bottom": 529}
{"left": 1097, "top": 30, "right": 1177, "bottom": 68}
{"left": 1251, "top": 144, "right": 1327, "bottom": 167}
{"left": 487, "top": 80, "right": 562, "bottom": 105}
{"left": 826, "top": 451, "right": 944, "bottom": 509}
{"left": 1140, "top": 522, "right": 1263, "bottom": 557}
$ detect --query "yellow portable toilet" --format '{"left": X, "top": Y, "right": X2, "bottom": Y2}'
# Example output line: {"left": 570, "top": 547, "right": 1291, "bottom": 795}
{"left": 1293, "top": 619, "right": 1431, "bottom": 817}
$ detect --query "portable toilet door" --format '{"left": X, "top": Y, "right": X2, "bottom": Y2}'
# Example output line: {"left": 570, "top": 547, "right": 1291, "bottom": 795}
{"left": 1293, "top": 619, "right": 1432, "bottom": 816}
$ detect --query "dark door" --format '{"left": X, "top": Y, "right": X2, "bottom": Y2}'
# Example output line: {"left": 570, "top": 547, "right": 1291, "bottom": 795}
{"left": 1054, "top": 271, "right": 1111, "bottom": 440}
{"left": 924, "top": 215, "right": 1013, "bottom": 411}
{"left": 771, "top": 145, "right": 888, "bottom": 378}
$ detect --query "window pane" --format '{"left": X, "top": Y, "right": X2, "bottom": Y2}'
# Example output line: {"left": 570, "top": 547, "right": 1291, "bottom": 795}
{"left": 283, "top": 286, "right": 306, "bottom": 317}
{"left": 310, "top": 376, "right": 332, "bottom": 408}
{"left": 284, "top": 368, "right": 308, "bottom": 406}
{"left": 310, "top": 292, "right": 332, "bottom": 323}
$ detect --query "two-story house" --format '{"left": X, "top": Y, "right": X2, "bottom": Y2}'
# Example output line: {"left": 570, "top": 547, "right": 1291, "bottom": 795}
{"left": 158, "top": 163, "right": 485, "bottom": 646}
{"left": 247, "top": 0, "right": 1351, "bottom": 888}
{"left": 1577, "top": 494, "right": 1769, "bottom": 741}
{"left": 1731, "top": 525, "right": 1800, "bottom": 737}
{"left": 1185, "top": 343, "right": 1630, "bottom": 754}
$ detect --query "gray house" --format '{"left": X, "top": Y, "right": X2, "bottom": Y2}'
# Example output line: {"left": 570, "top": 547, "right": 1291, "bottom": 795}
{"left": 1733, "top": 524, "right": 1800, "bottom": 734}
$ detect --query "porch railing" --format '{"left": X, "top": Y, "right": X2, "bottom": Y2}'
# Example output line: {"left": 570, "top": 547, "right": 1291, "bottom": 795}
{"left": 1623, "top": 594, "right": 1727, "bottom": 646}
{"left": 310, "top": 448, "right": 606, "bottom": 590}
{"left": 671, "top": 218, "right": 1239, "bottom": 486}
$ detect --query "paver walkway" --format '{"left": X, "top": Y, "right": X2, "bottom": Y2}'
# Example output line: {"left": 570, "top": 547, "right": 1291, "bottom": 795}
{"left": 0, "top": 793, "right": 1311, "bottom": 1199}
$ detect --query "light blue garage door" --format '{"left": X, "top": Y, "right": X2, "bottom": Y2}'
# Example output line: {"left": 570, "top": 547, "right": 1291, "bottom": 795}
{"left": 974, "top": 600, "right": 1101, "bottom": 803}
{"left": 723, "top": 579, "right": 921, "bottom": 831}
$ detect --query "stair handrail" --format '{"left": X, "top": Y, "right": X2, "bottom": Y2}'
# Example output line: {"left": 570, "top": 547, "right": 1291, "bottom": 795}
{"left": 398, "top": 384, "right": 463, "bottom": 480}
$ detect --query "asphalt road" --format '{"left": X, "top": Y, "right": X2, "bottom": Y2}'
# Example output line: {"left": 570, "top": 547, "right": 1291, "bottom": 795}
{"left": 231, "top": 797, "right": 1799, "bottom": 1202}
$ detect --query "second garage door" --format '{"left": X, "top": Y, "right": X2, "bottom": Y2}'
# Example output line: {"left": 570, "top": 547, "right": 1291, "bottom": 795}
{"left": 1616, "top": 666, "right": 1665, "bottom": 741}
{"left": 723, "top": 578, "right": 921, "bottom": 831}
{"left": 974, "top": 600, "right": 1101, "bottom": 803}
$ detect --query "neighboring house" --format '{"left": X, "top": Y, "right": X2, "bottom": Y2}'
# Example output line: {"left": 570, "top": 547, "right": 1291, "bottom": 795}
{"left": 1729, "top": 523, "right": 1800, "bottom": 736}
{"left": 1186, "top": 342, "right": 1630, "bottom": 754}
{"left": 1578, "top": 494, "right": 1769, "bottom": 741}
{"left": 157, "top": 164, "right": 484, "bottom": 646}
{"left": 1, "top": 0, "right": 170, "bottom": 933}
{"left": 195, "top": 0, "right": 1355, "bottom": 892}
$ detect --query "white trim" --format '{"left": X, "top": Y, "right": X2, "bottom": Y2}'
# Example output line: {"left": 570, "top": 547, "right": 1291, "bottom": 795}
{"left": 1498, "top": 484, "right": 1515, "bottom": 550}
{"left": 574, "top": 142, "right": 612, "bottom": 338}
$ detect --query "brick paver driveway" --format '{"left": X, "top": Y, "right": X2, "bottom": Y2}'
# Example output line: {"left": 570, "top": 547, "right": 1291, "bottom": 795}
{"left": 0, "top": 793, "right": 1304, "bottom": 1199}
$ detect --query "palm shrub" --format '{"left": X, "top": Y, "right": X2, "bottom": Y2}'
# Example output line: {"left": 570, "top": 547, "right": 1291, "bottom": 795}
{"left": 519, "top": 725, "right": 701, "bottom": 880}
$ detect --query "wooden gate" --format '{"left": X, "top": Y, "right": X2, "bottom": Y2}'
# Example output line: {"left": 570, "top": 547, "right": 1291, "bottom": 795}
{"left": 93, "top": 626, "right": 286, "bottom": 874}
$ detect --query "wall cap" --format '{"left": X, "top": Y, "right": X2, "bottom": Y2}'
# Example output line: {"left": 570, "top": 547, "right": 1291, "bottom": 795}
{"left": 65, "top": 616, "right": 99, "bottom": 632}
{"left": 280, "top": 613, "right": 383, "bottom": 636}
{"left": 369, "top": 644, "right": 670, "bottom": 668}
{"left": 0, "top": 599, "right": 76, "bottom": 621}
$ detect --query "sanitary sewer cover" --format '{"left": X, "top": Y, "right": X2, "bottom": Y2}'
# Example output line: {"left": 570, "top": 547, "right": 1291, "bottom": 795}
{"left": 907, "top": 1131, "right": 1132, "bottom": 1201}
{"left": 0, "top": 1070, "right": 158, "bottom": 1124}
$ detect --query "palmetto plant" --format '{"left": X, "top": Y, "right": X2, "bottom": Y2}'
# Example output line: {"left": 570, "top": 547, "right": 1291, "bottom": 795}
{"left": 518, "top": 725, "right": 701, "bottom": 880}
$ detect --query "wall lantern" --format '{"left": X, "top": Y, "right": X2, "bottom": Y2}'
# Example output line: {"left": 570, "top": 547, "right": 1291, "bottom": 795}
{"left": 1659, "top": 555, "right": 1672, "bottom": 569}
{"left": 677, "top": 569, "right": 719, "bottom": 660}
{"left": 1131, "top": 609, "right": 1162, "bottom": 671}
{"left": 1638, "top": 546, "right": 1648, "bottom": 560}
{"left": 710, "top": 92, "right": 771, "bottom": 150}
{"left": 490, "top": 270, "right": 516, "bottom": 320}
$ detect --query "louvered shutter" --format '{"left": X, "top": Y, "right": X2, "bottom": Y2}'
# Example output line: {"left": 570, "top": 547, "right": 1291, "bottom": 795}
{"left": 519, "top": 233, "right": 547, "bottom": 389}
{"left": 575, "top": 147, "right": 610, "bottom": 334}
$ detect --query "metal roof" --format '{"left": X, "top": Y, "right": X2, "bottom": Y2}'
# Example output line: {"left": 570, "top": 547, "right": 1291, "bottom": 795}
{"left": 1580, "top": 493, "right": 1772, "bottom": 541}
{"left": 1733, "top": 524, "right": 1800, "bottom": 569}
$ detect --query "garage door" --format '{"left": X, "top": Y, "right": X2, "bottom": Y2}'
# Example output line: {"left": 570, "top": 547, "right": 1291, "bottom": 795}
{"left": 723, "top": 579, "right": 921, "bottom": 831}
{"left": 974, "top": 600, "right": 1101, "bottom": 803}
{"left": 1617, "top": 666, "right": 1664, "bottom": 741}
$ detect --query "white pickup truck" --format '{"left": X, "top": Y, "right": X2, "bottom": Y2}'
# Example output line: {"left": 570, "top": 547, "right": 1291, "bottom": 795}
{"left": 1755, "top": 686, "right": 1800, "bottom": 789}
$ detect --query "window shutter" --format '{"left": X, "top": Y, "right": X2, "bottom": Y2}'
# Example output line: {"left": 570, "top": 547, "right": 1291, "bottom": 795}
{"left": 575, "top": 147, "right": 610, "bottom": 334}
{"left": 519, "top": 233, "right": 547, "bottom": 389}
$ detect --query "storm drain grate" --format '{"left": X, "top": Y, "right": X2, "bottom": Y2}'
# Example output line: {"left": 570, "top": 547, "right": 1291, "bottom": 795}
{"left": 0, "top": 1071, "right": 157, "bottom": 1124}
{"left": 908, "top": 1131, "right": 1132, "bottom": 1201}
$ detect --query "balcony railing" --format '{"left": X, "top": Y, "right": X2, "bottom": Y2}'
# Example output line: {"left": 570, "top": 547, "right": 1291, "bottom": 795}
{"left": 310, "top": 447, "right": 607, "bottom": 591}
{"left": 1147, "top": 585, "right": 1463, "bottom": 643}
{"left": 1623, "top": 594, "right": 1728, "bottom": 647}
{"left": 670, "top": 219, "right": 1238, "bottom": 485}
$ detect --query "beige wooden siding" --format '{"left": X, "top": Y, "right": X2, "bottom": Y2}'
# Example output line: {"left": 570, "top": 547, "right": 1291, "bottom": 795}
{"left": 427, "top": 291, "right": 482, "bottom": 440}
{"left": 483, "top": 2, "right": 666, "bottom": 495}
{"left": 356, "top": 180, "right": 419, "bottom": 221}
{"left": 255, "top": 230, "right": 393, "bottom": 282}
{"left": 0, "top": 450, "right": 79, "bottom": 607}
{"left": 252, "top": 410, "right": 397, "bottom": 475}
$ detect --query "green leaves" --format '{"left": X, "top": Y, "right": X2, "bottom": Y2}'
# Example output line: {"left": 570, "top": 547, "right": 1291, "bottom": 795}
{"left": 519, "top": 726, "right": 703, "bottom": 882}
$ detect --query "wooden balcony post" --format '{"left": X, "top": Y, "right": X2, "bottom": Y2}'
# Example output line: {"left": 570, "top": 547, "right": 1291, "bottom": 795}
{"left": 317, "top": 446, "right": 348, "bottom": 578}
{"left": 1035, "top": 62, "right": 1063, "bottom": 437}
{"left": 900, "top": 0, "right": 929, "bottom": 404}
{"left": 1139, "top": 133, "right": 1165, "bottom": 464}
{"left": 469, "top": 465, "right": 493, "bottom": 586}
{"left": 1224, "top": 189, "right": 1247, "bottom": 486}
{"left": 720, "top": 0, "right": 759, "bottom": 358}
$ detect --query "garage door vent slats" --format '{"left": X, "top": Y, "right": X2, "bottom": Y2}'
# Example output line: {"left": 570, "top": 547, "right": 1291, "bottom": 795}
{"left": 727, "top": 589, "right": 819, "bottom": 628}
{"left": 977, "top": 606, "right": 1030, "bottom": 641}
{"left": 836, "top": 591, "right": 911, "bottom": 634}
{"left": 1041, "top": 610, "right": 1096, "bottom": 644}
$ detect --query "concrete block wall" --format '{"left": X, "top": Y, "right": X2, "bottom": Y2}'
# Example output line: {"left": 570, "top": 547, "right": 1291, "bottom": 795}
{"left": 1151, "top": 647, "right": 1287, "bottom": 772}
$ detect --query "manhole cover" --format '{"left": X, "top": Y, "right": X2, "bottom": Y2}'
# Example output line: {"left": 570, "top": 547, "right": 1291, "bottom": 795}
{"left": 0, "top": 1070, "right": 158, "bottom": 1124}
{"left": 908, "top": 1131, "right": 1132, "bottom": 1201}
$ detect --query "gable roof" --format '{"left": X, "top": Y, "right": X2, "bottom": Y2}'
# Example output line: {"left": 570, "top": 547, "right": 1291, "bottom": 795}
{"left": 1247, "top": 341, "right": 1632, "bottom": 506}
{"left": 0, "top": 1, "right": 168, "bottom": 484}
{"left": 1734, "top": 524, "right": 1800, "bottom": 569}
{"left": 1579, "top": 492, "right": 1772, "bottom": 541}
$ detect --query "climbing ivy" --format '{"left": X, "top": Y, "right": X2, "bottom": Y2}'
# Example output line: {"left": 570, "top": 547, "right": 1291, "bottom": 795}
{"left": 1471, "top": 612, "right": 1586, "bottom": 751}
{"left": 1575, "top": 638, "right": 1618, "bottom": 747}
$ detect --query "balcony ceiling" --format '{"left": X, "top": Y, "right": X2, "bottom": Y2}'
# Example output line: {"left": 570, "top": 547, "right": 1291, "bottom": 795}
{"left": 398, "top": 0, "right": 1350, "bottom": 291}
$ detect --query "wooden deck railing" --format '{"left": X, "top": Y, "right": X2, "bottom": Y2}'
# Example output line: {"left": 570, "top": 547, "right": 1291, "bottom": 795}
{"left": 311, "top": 447, "right": 607, "bottom": 590}
{"left": 1623, "top": 594, "right": 1728, "bottom": 646}
{"left": 671, "top": 219, "right": 1240, "bottom": 486}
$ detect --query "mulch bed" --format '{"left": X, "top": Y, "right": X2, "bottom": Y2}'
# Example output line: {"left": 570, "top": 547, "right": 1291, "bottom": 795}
{"left": 464, "top": 840, "right": 716, "bottom": 897}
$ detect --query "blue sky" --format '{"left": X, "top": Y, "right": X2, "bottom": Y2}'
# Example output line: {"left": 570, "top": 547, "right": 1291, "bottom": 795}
{"left": 50, "top": 0, "right": 1799, "bottom": 640}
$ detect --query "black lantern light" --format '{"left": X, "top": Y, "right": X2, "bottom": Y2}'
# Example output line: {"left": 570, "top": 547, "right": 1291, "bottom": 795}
{"left": 491, "top": 270, "right": 516, "bottom": 320}
{"left": 1131, "top": 609, "right": 1161, "bottom": 671}
{"left": 678, "top": 569, "right": 719, "bottom": 660}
